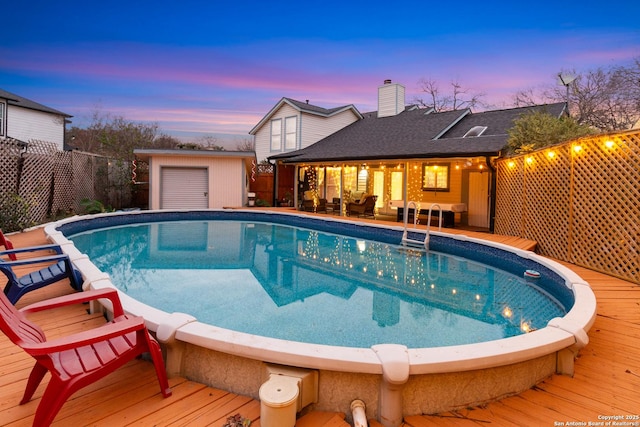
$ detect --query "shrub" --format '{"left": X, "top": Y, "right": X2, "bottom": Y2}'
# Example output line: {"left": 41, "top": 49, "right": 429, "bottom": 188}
{"left": 0, "top": 193, "right": 33, "bottom": 232}
{"left": 80, "top": 198, "right": 107, "bottom": 214}
{"left": 506, "top": 111, "right": 595, "bottom": 155}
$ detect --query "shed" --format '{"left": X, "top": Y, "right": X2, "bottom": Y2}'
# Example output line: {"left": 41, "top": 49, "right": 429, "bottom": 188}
{"left": 134, "top": 149, "right": 256, "bottom": 210}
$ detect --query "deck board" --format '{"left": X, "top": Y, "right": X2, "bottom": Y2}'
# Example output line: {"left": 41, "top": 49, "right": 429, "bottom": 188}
{"left": 1, "top": 224, "right": 639, "bottom": 426}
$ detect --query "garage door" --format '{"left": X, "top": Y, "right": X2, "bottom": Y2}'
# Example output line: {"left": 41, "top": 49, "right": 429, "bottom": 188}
{"left": 160, "top": 167, "right": 208, "bottom": 209}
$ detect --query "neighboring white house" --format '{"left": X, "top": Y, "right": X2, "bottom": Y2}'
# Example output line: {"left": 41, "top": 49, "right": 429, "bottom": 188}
{"left": 249, "top": 97, "right": 362, "bottom": 163}
{"left": 134, "top": 149, "right": 256, "bottom": 210}
{"left": 0, "top": 88, "right": 71, "bottom": 151}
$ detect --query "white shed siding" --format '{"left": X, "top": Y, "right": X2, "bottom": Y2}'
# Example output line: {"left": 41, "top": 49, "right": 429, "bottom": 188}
{"left": 148, "top": 155, "right": 246, "bottom": 209}
{"left": 7, "top": 106, "right": 64, "bottom": 150}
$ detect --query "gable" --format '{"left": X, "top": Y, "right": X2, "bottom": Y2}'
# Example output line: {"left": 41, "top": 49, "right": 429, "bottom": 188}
{"left": 249, "top": 97, "right": 361, "bottom": 135}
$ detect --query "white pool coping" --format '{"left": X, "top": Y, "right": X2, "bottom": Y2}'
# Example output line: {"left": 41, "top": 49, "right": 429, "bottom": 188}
{"left": 44, "top": 210, "right": 597, "bottom": 378}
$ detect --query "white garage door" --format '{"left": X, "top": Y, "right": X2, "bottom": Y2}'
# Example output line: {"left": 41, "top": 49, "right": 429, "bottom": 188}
{"left": 160, "top": 167, "right": 208, "bottom": 209}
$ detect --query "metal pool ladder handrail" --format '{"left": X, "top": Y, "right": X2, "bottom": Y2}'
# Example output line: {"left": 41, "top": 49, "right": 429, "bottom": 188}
{"left": 428, "top": 203, "right": 444, "bottom": 231}
{"left": 401, "top": 201, "right": 427, "bottom": 249}
{"left": 401, "top": 202, "right": 444, "bottom": 250}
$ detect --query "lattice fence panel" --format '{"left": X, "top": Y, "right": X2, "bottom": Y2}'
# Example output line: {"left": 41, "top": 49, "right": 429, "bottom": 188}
{"left": 17, "top": 140, "right": 58, "bottom": 225}
{"left": 569, "top": 132, "right": 640, "bottom": 283}
{"left": 522, "top": 147, "right": 572, "bottom": 260}
{"left": 51, "top": 150, "right": 75, "bottom": 216}
{"left": 2, "top": 139, "right": 135, "bottom": 229}
{"left": 0, "top": 138, "right": 21, "bottom": 195}
{"left": 72, "top": 152, "right": 100, "bottom": 212}
{"left": 495, "top": 158, "right": 525, "bottom": 236}
{"left": 495, "top": 130, "right": 640, "bottom": 284}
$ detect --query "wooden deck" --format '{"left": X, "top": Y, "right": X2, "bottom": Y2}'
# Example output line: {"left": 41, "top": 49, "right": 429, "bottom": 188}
{"left": 1, "top": 222, "right": 638, "bottom": 426}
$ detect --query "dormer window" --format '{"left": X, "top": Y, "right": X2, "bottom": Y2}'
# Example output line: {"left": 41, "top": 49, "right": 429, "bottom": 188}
{"left": 463, "top": 126, "right": 487, "bottom": 137}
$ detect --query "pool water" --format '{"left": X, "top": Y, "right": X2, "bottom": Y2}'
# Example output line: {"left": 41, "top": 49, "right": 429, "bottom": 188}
{"left": 69, "top": 220, "right": 567, "bottom": 348}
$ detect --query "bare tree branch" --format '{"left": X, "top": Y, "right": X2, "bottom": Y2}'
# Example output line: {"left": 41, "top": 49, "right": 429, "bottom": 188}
{"left": 413, "top": 78, "right": 485, "bottom": 112}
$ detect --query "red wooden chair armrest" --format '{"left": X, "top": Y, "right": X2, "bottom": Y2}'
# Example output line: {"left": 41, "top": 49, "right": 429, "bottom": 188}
{"left": 20, "top": 316, "right": 145, "bottom": 356}
{"left": 21, "top": 288, "right": 126, "bottom": 318}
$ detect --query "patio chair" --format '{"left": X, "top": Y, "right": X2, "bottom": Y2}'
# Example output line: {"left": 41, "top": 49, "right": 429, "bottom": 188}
{"left": 1, "top": 245, "right": 84, "bottom": 305}
{"left": 0, "top": 229, "right": 17, "bottom": 261}
{"left": 347, "top": 194, "right": 377, "bottom": 218}
{"left": 302, "top": 191, "right": 327, "bottom": 213}
{"left": 0, "top": 288, "right": 172, "bottom": 426}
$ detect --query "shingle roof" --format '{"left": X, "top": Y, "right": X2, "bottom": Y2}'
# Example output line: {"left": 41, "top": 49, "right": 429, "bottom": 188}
{"left": 440, "top": 103, "right": 566, "bottom": 138}
{"left": 272, "top": 102, "right": 567, "bottom": 163}
{"left": 0, "top": 88, "right": 72, "bottom": 117}
{"left": 271, "top": 108, "right": 469, "bottom": 162}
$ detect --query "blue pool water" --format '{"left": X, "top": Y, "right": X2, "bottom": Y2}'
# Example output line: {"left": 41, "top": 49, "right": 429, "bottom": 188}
{"left": 67, "top": 217, "right": 569, "bottom": 348}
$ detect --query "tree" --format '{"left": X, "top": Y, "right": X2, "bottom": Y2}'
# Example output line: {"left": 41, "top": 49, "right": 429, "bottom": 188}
{"left": 512, "top": 59, "right": 640, "bottom": 131}
{"left": 505, "top": 111, "right": 595, "bottom": 155}
{"left": 195, "top": 135, "right": 226, "bottom": 151}
{"left": 235, "top": 138, "right": 255, "bottom": 152}
{"left": 413, "top": 78, "right": 485, "bottom": 112}
{"left": 67, "top": 111, "right": 181, "bottom": 159}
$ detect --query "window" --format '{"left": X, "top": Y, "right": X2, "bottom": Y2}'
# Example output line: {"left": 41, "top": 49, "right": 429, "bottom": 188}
{"left": 390, "top": 171, "right": 403, "bottom": 200}
{"left": 270, "top": 119, "right": 282, "bottom": 151}
{"left": 463, "top": 126, "right": 487, "bottom": 137}
{"left": 422, "top": 163, "right": 450, "bottom": 192}
{"left": 0, "top": 101, "right": 5, "bottom": 136}
{"left": 285, "top": 116, "right": 297, "bottom": 150}
{"left": 357, "top": 168, "right": 368, "bottom": 192}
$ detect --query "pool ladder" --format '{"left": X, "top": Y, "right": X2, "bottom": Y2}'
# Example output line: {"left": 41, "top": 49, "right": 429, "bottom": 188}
{"left": 401, "top": 202, "right": 443, "bottom": 250}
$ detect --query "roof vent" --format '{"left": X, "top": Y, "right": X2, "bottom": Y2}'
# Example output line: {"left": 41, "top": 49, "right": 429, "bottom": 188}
{"left": 384, "top": 79, "right": 392, "bottom": 85}
{"left": 463, "top": 126, "right": 487, "bottom": 137}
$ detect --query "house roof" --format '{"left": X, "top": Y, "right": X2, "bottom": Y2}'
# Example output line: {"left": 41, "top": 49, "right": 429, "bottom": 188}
{"left": 249, "top": 97, "right": 362, "bottom": 135}
{"left": 439, "top": 103, "right": 567, "bottom": 139}
{"left": 271, "top": 102, "right": 567, "bottom": 164}
{"left": 0, "top": 88, "right": 72, "bottom": 117}
{"left": 134, "top": 148, "right": 256, "bottom": 162}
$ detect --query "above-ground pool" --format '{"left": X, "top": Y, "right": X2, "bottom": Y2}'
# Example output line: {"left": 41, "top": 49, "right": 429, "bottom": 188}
{"left": 45, "top": 210, "right": 596, "bottom": 426}
{"left": 66, "top": 219, "right": 568, "bottom": 349}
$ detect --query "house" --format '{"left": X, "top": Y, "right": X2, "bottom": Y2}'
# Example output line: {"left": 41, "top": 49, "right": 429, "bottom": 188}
{"left": 133, "top": 148, "right": 256, "bottom": 210}
{"left": 0, "top": 88, "right": 71, "bottom": 151}
{"left": 263, "top": 80, "right": 565, "bottom": 230}
{"left": 249, "top": 97, "right": 362, "bottom": 164}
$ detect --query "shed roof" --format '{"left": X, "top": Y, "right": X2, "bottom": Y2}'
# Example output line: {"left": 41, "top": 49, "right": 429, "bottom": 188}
{"left": 134, "top": 148, "right": 256, "bottom": 162}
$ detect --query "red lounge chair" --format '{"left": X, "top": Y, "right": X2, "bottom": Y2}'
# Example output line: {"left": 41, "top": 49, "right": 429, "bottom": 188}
{"left": 0, "top": 288, "right": 172, "bottom": 426}
{"left": 0, "top": 229, "right": 17, "bottom": 261}
{"left": 1, "top": 245, "right": 84, "bottom": 305}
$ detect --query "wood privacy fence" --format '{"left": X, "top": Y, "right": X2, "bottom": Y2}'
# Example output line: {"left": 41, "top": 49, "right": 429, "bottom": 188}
{"left": 495, "top": 129, "right": 640, "bottom": 284}
{"left": 0, "top": 138, "right": 133, "bottom": 230}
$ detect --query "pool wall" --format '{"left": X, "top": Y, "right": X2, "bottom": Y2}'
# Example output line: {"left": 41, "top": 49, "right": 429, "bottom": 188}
{"left": 44, "top": 209, "right": 597, "bottom": 426}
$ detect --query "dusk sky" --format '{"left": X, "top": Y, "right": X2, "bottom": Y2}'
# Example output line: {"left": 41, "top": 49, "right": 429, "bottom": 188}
{"left": 2, "top": 1, "right": 638, "bottom": 146}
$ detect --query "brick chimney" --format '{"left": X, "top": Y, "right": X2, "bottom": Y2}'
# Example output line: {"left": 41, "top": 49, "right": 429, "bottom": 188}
{"left": 377, "top": 79, "right": 405, "bottom": 118}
